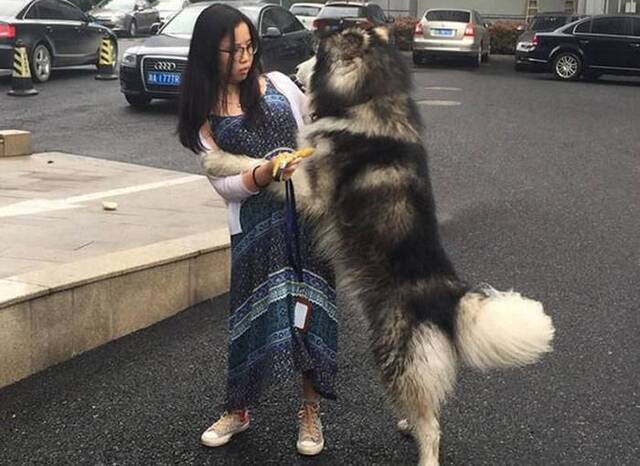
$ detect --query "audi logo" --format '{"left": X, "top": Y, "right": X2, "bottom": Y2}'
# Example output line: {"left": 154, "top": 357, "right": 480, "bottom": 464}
{"left": 154, "top": 61, "right": 176, "bottom": 71}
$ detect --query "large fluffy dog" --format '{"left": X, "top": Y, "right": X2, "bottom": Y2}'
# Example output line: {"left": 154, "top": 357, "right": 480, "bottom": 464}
{"left": 202, "top": 28, "right": 555, "bottom": 466}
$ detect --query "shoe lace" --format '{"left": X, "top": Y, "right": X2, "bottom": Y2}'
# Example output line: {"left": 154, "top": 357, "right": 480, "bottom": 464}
{"left": 298, "top": 402, "right": 320, "bottom": 441}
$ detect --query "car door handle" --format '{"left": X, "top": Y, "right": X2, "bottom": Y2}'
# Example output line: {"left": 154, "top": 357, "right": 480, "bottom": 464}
{"left": 630, "top": 43, "right": 640, "bottom": 48}
{"left": 45, "top": 26, "right": 53, "bottom": 32}
{"left": 579, "top": 39, "right": 589, "bottom": 45}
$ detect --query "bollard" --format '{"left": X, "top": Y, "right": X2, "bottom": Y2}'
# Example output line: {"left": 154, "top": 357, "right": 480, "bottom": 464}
{"left": 95, "top": 36, "right": 118, "bottom": 80}
{"left": 7, "top": 40, "right": 38, "bottom": 97}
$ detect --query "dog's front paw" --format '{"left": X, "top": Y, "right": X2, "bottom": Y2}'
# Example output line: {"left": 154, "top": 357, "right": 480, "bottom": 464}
{"left": 200, "top": 149, "right": 258, "bottom": 177}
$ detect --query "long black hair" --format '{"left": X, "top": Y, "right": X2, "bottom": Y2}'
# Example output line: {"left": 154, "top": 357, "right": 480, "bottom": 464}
{"left": 178, "top": 4, "right": 262, "bottom": 153}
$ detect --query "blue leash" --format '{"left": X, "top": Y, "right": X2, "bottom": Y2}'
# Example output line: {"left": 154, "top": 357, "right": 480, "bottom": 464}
{"left": 284, "top": 179, "right": 304, "bottom": 283}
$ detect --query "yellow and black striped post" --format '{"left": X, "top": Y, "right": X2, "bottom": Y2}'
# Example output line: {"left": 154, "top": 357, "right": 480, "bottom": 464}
{"left": 95, "top": 36, "right": 117, "bottom": 80}
{"left": 8, "top": 40, "right": 38, "bottom": 97}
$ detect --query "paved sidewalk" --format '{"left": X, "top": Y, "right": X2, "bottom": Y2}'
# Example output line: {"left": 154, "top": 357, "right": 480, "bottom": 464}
{"left": 0, "top": 152, "right": 232, "bottom": 390}
{"left": 0, "top": 152, "right": 227, "bottom": 278}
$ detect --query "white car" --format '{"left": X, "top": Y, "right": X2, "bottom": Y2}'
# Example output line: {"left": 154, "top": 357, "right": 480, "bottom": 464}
{"left": 290, "top": 2, "right": 323, "bottom": 30}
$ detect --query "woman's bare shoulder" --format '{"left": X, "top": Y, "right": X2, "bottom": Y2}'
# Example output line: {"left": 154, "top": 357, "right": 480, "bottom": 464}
{"left": 199, "top": 121, "right": 219, "bottom": 150}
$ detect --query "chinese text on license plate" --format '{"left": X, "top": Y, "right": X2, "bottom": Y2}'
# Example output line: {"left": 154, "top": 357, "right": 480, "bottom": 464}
{"left": 147, "top": 72, "right": 180, "bottom": 86}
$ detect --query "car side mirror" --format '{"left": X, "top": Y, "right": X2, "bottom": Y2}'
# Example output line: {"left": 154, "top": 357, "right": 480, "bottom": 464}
{"left": 135, "top": 4, "right": 144, "bottom": 11}
{"left": 263, "top": 26, "right": 282, "bottom": 38}
{"left": 86, "top": 14, "right": 96, "bottom": 22}
{"left": 387, "top": 17, "right": 395, "bottom": 24}
{"left": 150, "top": 22, "right": 162, "bottom": 34}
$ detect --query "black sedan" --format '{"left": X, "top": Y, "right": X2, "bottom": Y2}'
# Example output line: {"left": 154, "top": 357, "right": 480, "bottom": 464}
{"left": 0, "top": 0, "right": 117, "bottom": 82}
{"left": 514, "top": 11, "right": 586, "bottom": 71}
{"left": 89, "top": 0, "right": 161, "bottom": 38}
{"left": 313, "top": 2, "right": 394, "bottom": 38}
{"left": 119, "top": 1, "right": 314, "bottom": 107}
{"left": 517, "top": 14, "right": 640, "bottom": 81}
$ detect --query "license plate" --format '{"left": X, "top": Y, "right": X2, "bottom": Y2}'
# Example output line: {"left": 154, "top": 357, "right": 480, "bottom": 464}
{"left": 432, "top": 28, "right": 454, "bottom": 37}
{"left": 146, "top": 72, "right": 180, "bottom": 86}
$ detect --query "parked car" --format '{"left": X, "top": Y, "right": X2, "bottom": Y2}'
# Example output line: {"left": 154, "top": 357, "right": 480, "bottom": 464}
{"left": 412, "top": 8, "right": 491, "bottom": 67}
{"left": 517, "top": 15, "right": 640, "bottom": 81}
{"left": 0, "top": 0, "right": 117, "bottom": 82}
{"left": 154, "top": 0, "right": 191, "bottom": 24}
{"left": 290, "top": 2, "right": 323, "bottom": 30}
{"left": 312, "top": 2, "right": 394, "bottom": 38}
{"left": 119, "top": 0, "right": 313, "bottom": 107}
{"left": 515, "top": 11, "right": 586, "bottom": 71}
{"left": 89, "top": 0, "right": 160, "bottom": 37}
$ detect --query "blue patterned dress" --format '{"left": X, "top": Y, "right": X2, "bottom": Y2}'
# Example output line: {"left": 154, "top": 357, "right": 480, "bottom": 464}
{"left": 209, "top": 77, "right": 337, "bottom": 409}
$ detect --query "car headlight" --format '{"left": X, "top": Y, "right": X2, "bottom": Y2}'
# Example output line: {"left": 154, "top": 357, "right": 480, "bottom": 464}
{"left": 121, "top": 52, "right": 137, "bottom": 68}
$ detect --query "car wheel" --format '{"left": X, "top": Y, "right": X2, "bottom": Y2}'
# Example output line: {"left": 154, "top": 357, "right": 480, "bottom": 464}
{"left": 412, "top": 51, "right": 425, "bottom": 66}
{"left": 482, "top": 43, "right": 490, "bottom": 63}
{"left": 470, "top": 48, "right": 481, "bottom": 68}
{"left": 125, "top": 93, "right": 151, "bottom": 108}
{"left": 30, "top": 43, "right": 52, "bottom": 83}
{"left": 128, "top": 20, "right": 137, "bottom": 38}
{"left": 552, "top": 52, "right": 582, "bottom": 81}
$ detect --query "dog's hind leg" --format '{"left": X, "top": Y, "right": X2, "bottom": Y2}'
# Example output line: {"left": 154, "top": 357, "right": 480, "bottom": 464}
{"left": 394, "top": 324, "right": 457, "bottom": 466}
{"left": 410, "top": 411, "right": 441, "bottom": 466}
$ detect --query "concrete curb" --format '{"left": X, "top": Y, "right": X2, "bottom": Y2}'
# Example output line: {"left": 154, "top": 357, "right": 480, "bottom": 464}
{"left": 0, "top": 229, "right": 231, "bottom": 389}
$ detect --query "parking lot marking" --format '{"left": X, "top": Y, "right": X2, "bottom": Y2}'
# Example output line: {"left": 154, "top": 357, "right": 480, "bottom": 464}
{"left": 423, "top": 87, "right": 462, "bottom": 91}
{"left": 0, "top": 175, "right": 202, "bottom": 218}
{"left": 416, "top": 100, "right": 461, "bottom": 106}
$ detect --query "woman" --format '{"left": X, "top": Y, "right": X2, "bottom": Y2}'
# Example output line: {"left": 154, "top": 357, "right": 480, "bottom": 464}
{"left": 177, "top": 4, "right": 337, "bottom": 457}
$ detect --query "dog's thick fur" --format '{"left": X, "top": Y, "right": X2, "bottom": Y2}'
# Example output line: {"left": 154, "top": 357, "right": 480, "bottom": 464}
{"left": 201, "top": 28, "right": 555, "bottom": 466}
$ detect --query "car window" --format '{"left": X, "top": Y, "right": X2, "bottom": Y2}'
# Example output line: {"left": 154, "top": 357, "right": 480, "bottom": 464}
{"left": 368, "top": 5, "right": 386, "bottom": 23}
{"left": 633, "top": 18, "right": 640, "bottom": 37}
{"left": 574, "top": 19, "right": 591, "bottom": 34}
{"left": 57, "top": 0, "right": 86, "bottom": 21}
{"left": 161, "top": 4, "right": 208, "bottom": 35}
{"left": 591, "top": 17, "right": 628, "bottom": 35}
{"left": 290, "top": 5, "right": 321, "bottom": 17}
{"left": 425, "top": 10, "right": 470, "bottom": 23}
{"left": 27, "top": 0, "right": 63, "bottom": 20}
{"left": 261, "top": 8, "right": 278, "bottom": 33}
{"left": 318, "top": 6, "right": 365, "bottom": 18}
{"left": 531, "top": 15, "right": 568, "bottom": 31}
{"left": 269, "top": 8, "right": 304, "bottom": 34}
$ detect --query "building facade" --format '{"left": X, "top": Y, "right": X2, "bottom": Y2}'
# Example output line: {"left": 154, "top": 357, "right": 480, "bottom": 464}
{"left": 577, "top": 0, "right": 638, "bottom": 14}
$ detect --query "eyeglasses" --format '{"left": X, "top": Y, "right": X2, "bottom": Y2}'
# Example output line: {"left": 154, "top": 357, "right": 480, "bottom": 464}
{"left": 218, "top": 43, "right": 258, "bottom": 61}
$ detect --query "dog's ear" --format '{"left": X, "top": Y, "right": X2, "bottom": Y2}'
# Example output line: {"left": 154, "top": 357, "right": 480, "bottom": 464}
{"left": 372, "top": 26, "right": 390, "bottom": 43}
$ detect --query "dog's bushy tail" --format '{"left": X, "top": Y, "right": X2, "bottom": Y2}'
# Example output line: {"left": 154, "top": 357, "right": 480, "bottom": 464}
{"left": 455, "top": 286, "right": 555, "bottom": 370}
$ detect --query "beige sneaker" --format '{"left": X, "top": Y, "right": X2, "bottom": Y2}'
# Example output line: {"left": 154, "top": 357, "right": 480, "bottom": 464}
{"left": 297, "top": 401, "right": 324, "bottom": 456}
{"left": 200, "top": 410, "right": 250, "bottom": 447}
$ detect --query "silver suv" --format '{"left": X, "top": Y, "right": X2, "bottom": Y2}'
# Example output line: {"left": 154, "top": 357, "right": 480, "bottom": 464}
{"left": 412, "top": 8, "right": 491, "bottom": 67}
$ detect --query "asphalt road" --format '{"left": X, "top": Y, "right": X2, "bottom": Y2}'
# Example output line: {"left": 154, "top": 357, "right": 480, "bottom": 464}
{"left": 1, "top": 46, "right": 639, "bottom": 465}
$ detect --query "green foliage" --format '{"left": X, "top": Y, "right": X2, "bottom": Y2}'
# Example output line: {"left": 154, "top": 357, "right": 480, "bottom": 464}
{"left": 489, "top": 21, "right": 527, "bottom": 55}
{"left": 392, "top": 16, "right": 418, "bottom": 51}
